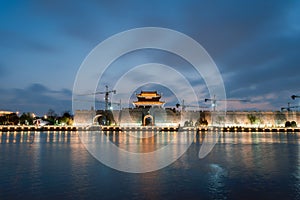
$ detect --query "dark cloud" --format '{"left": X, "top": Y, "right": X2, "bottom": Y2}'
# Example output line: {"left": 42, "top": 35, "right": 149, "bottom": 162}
{"left": 30, "top": 0, "right": 109, "bottom": 44}
{"left": 0, "top": 0, "right": 299, "bottom": 113}
{"left": 191, "top": 1, "right": 300, "bottom": 111}
{"left": 0, "top": 83, "right": 72, "bottom": 115}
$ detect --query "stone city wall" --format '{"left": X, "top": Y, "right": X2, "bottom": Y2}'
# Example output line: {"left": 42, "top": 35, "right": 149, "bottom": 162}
{"left": 74, "top": 109, "right": 300, "bottom": 127}
{"left": 74, "top": 110, "right": 96, "bottom": 126}
{"left": 208, "top": 111, "right": 300, "bottom": 127}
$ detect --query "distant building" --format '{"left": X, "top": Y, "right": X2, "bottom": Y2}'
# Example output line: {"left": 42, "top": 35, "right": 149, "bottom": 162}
{"left": 133, "top": 91, "right": 165, "bottom": 108}
{"left": 0, "top": 111, "right": 13, "bottom": 116}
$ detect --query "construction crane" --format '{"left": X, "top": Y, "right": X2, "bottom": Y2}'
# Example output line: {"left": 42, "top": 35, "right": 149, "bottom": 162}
{"left": 281, "top": 102, "right": 300, "bottom": 111}
{"left": 176, "top": 100, "right": 209, "bottom": 111}
{"left": 78, "top": 85, "right": 116, "bottom": 110}
{"left": 291, "top": 95, "right": 300, "bottom": 100}
{"left": 94, "top": 85, "right": 116, "bottom": 110}
{"left": 204, "top": 95, "right": 249, "bottom": 111}
{"left": 73, "top": 99, "right": 121, "bottom": 110}
{"left": 108, "top": 99, "right": 122, "bottom": 110}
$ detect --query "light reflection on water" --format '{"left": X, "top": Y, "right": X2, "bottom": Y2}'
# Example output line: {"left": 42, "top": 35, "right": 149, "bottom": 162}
{"left": 0, "top": 131, "right": 300, "bottom": 199}
{"left": 1, "top": 131, "right": 299, "bottom": 145}
{"left": 78, "top": 131, "right": 196, "bottom": 173}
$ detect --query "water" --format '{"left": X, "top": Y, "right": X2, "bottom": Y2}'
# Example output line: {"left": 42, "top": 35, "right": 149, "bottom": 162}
{"left": 1, "top": 131, "right": 300, "bottom": 200}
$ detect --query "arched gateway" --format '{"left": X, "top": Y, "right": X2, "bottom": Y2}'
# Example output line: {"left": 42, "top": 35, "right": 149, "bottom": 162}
{"left": 143, "top": 114, "right": 154, "bottom": 126}
{"left": 92, "top": 114, "right": 102, "bottom": 125}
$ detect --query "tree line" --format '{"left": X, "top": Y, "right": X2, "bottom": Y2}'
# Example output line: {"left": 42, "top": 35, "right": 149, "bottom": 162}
{"left": 0, "top": 109, "right": 73, "bottom": 126}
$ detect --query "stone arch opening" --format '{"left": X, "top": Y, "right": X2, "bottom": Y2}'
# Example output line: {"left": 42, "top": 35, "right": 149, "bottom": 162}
{"left": 143, "top": 114, "right": 154, "bottom": 126}
{"left": 93, "top": 114, "right": 102, "bottom": 125}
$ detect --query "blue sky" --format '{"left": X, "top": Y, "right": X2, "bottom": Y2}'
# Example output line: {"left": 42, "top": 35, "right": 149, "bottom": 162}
{"left": 1, "top": 0, "right": 300, "bottom": 115}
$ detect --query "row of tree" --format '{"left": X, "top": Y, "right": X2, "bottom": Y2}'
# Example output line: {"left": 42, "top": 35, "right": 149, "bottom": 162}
{"left": 0, "top": 109, "right": 73, "bottom": 126}
{"left": 285, "top": 121, "right": 297, "bottom": 128}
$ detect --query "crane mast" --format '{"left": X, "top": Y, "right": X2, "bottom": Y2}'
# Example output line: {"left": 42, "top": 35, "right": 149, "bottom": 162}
{"left": 80, "top": 85, "right": 116, "bottom": 111}
{"left": 101, "top": 85, "right": 116, "bottom": 111}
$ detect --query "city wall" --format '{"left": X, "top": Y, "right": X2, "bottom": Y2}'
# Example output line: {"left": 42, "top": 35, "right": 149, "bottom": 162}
{"left": 74, "top": 110, "right": 96, "bottom": 126}
{"left": 74, "top": 109, "right": 300, "bottom": 127}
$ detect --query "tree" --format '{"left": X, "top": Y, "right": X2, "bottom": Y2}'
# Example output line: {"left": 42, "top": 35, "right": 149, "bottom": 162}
{"left": 19, "top": 113, "right": 34, "bottom": 125}
{"left": 199, "top": 118, "right": 208, "bottom": 126}
{"left": 285, "top": 121, "right": 291, "bottom": 127}
{"left": 47, "top": 109, "right": 57, "bottom": 118}
{"left": 62, "top": 111, "right": 71, "bottom": 118}
{"left": 247, "top": 114, "right": 261, "bottom": 125}
{"left": 46, "top": 109, "right": 57, "bottom": 125}
{"left": 275, "top": 111, "right": 286, "bottom": 125}
{"left": 7, "top": 113, "right": 19, "bottom": 125}
{"left": 0, "top": 113, "right": 19, "bottom": 125}
{"left": 291, "top": 121, "right": 297, "bottom": 127}
{"left": 58, "top": 111, "right": 73, "bottom": 125}
{"left": 0, "top": 115, "right": 9, "bottom": 125}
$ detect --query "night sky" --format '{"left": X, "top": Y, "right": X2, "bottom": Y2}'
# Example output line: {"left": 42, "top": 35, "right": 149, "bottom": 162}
{"left": 1, "top": 0, "right": 300, "bottom": 115}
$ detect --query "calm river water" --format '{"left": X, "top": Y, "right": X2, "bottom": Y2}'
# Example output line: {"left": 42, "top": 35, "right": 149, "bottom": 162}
{"left": 0, "top": 131, "right": 300, "bottom": 200}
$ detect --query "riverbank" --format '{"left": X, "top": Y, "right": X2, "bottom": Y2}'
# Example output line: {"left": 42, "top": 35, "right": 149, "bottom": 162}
{"left": 0, "top": 125, "right": 299, "bottom": 133}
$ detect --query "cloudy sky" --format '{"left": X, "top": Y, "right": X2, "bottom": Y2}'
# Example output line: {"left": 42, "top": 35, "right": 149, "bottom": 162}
{"left": 1, "top": 0, "right": 300, "bottom": 115}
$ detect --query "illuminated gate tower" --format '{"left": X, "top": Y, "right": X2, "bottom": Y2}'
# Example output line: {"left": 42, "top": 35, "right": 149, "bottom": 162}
{"left": 133, "top": 91, "right": 165, "bottom": 108}
{"left": 133, "top": 91, "right": 165, "bottom": 125}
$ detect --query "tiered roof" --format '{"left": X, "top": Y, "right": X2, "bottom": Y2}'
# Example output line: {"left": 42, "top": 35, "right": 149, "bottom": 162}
{"left": 133, "top": 91, "right": 165, "bottom": 108}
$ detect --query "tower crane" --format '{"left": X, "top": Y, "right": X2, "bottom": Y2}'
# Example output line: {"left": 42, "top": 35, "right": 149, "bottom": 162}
{"left": 94, "top": 85, "right": 116, "bottom": 110}
{"left": 108, "top": 99, "right": 122, "bottom": 110}
{"left": 281, "top": 102, "right": 300, "bottom": 111}
{"left": 291, "top": 95, "right": 300, "bottom": 100}
{"left": 204, "top": 95, "right": 249, "bottom": 111}
{"left": 78, "top": 85, "right": 116, "bottom": 111}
